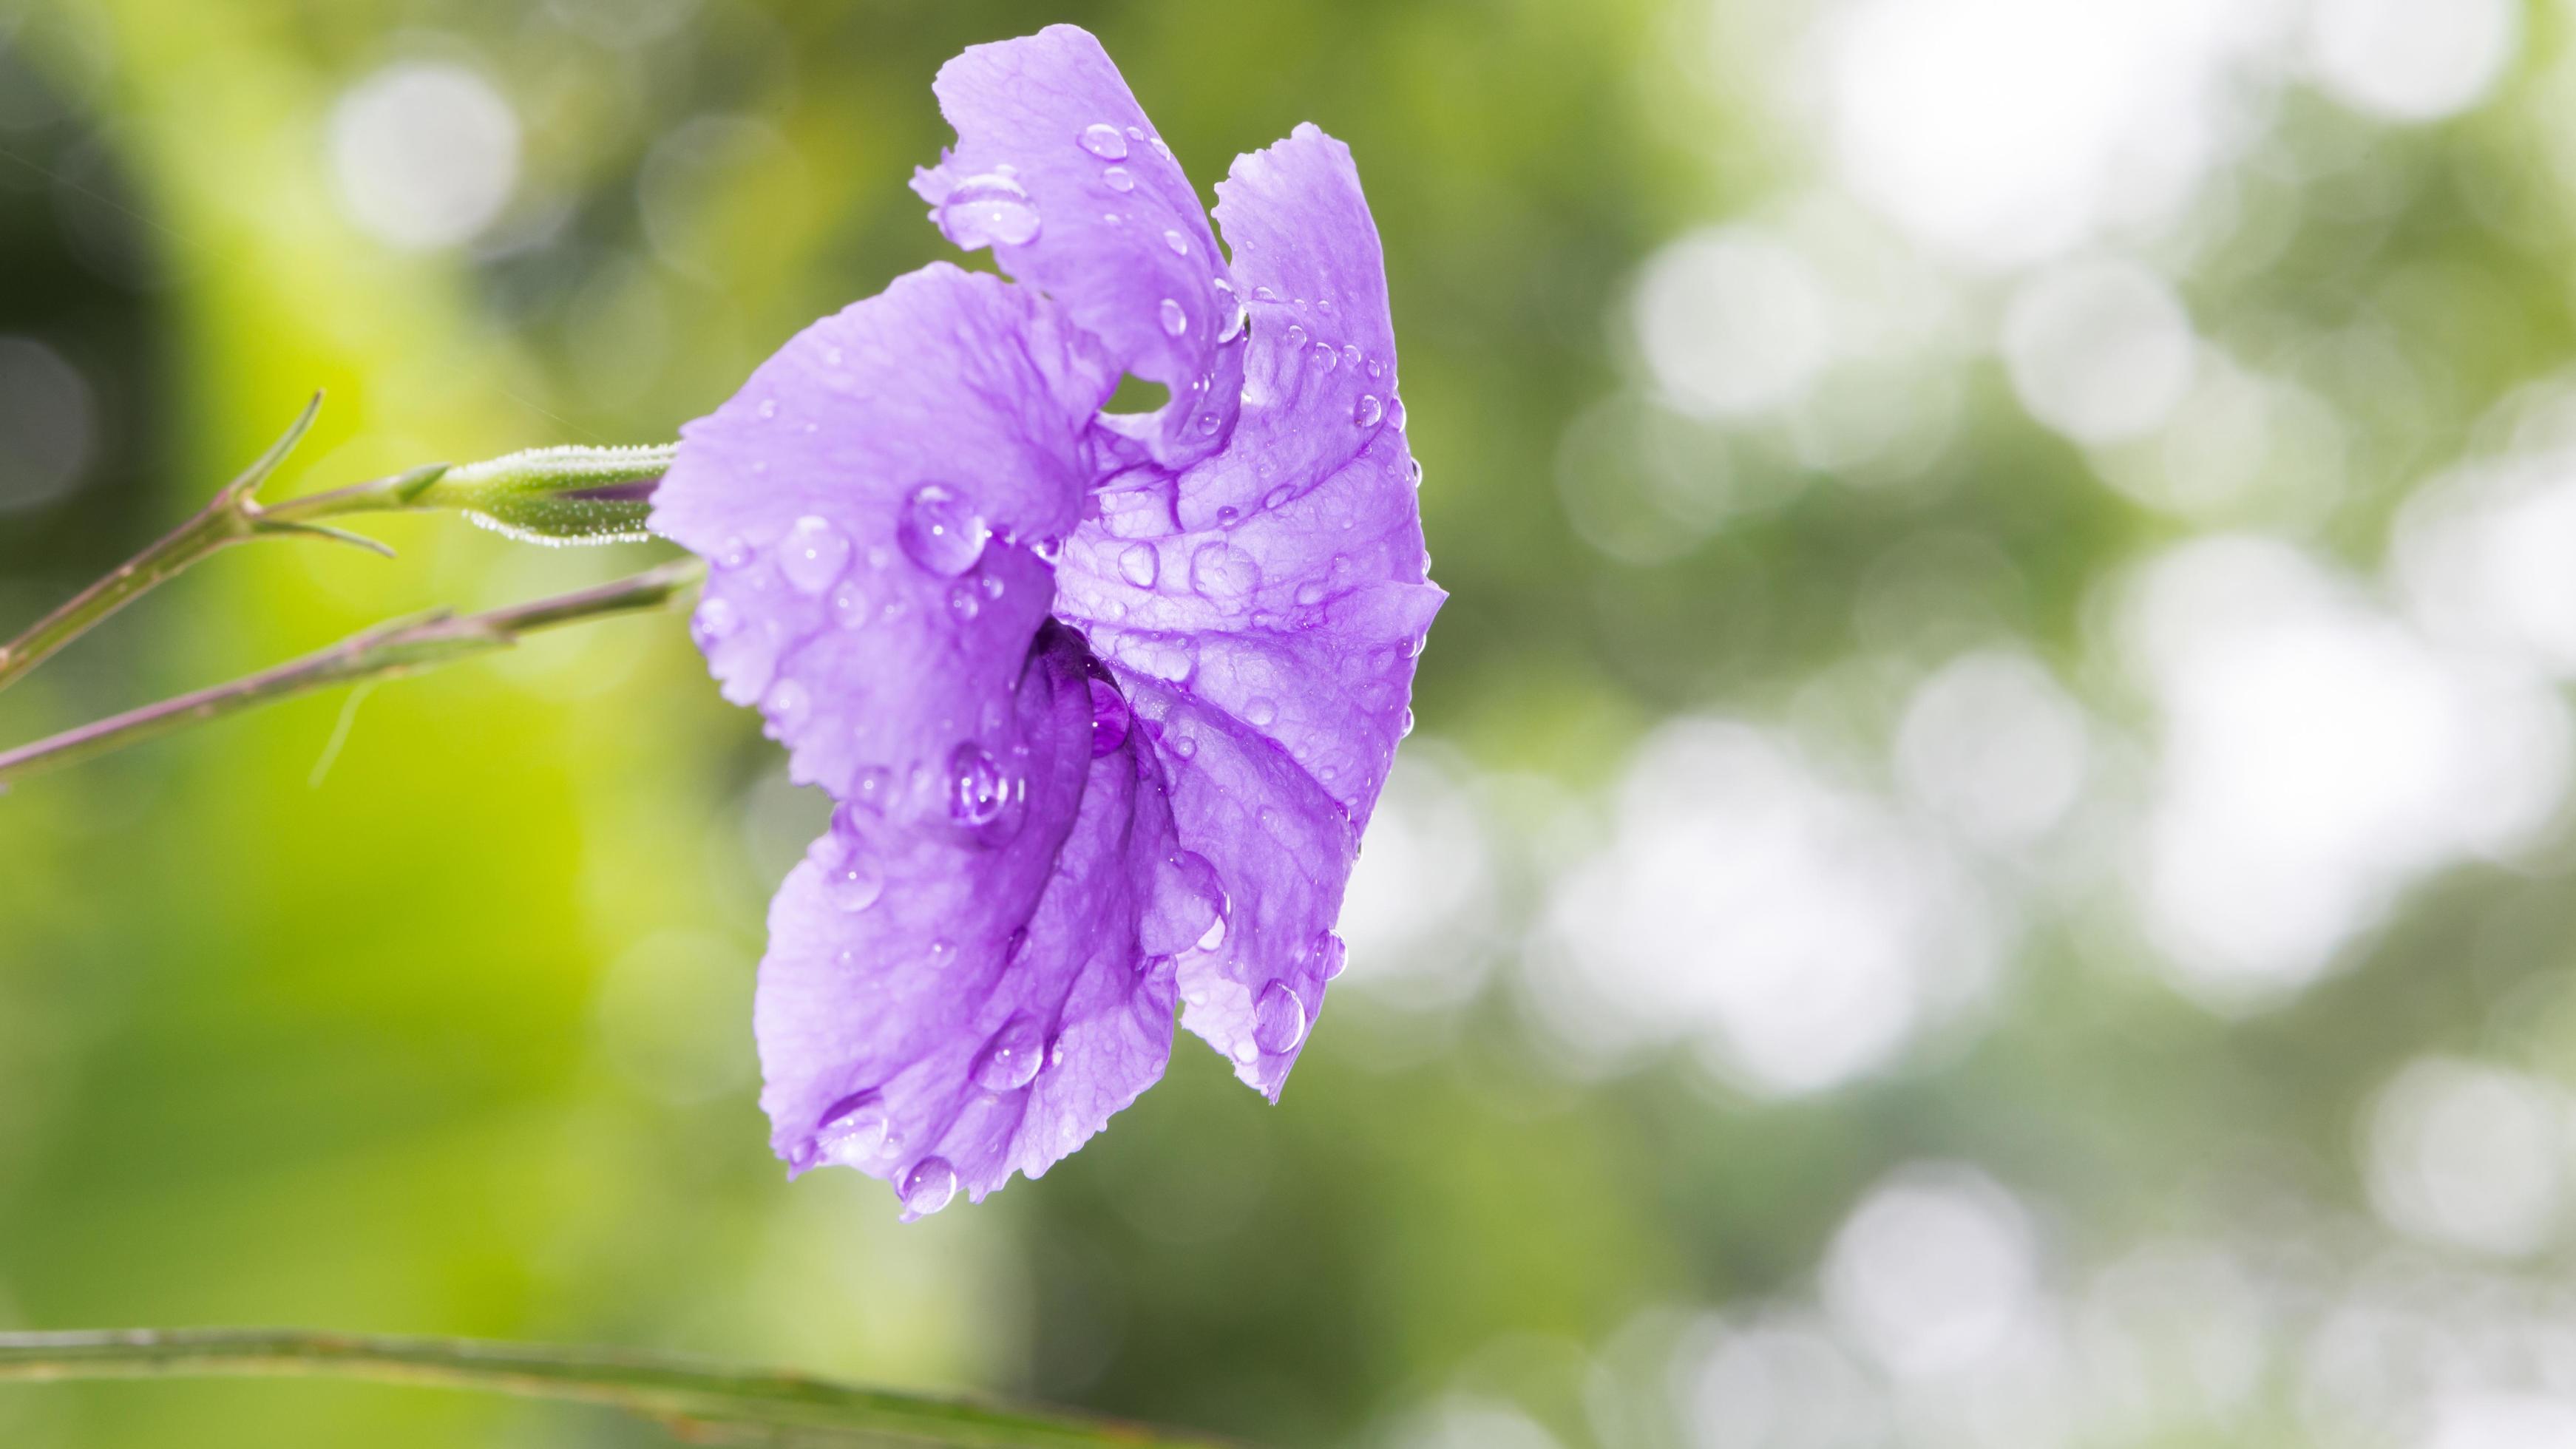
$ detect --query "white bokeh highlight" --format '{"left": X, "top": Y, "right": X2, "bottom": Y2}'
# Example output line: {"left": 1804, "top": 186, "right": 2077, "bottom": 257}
{"left": 1894, "top": 648, "right": 2092, "bottom": 852}
{"left": 328, "top": 61, "right": 521, "bottom": 250}
{"left": 1633, "top": 226, "right": 1834, "bottom": 420}
{"left": 2365, "top": 1057, "right": 2570, "bottom": 1259}
{"left": 2123, "top": 537, "right": 2569, "bottom": 1003}
{"left": 1542, "top": 721, "right": 1991, "bottom": 1096}
{"left": 2002, "top": 258, "right": 2197, "bottom": 446}
{"left": 1822, "top": 1164, "right": 2044, "bottom": 1379}
{"left": 2306, "top": 0, "right": 2520, "bottom": 123}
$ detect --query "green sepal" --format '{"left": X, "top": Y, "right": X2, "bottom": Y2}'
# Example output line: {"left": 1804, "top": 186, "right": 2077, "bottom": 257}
{"left": 409, "top": 444, "right": 677, "bottom": 546}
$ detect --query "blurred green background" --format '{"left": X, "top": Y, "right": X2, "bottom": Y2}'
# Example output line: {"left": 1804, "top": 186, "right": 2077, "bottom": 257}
{"left": 10, "top": 0, "right": 2576, "bottom": 1445}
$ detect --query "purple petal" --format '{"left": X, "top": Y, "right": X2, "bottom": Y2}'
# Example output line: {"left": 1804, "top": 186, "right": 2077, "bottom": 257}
{"left": 1051, "top": 124, "right": 1445, "bottom": 1094}
{"left": 755, "top": 625, "right": 1196, "bottom": 1215}
{"left": 649, "top": 262, "right": 1112, "bottom": 805}
{"left": 910, "top": 24, "right": 1245, "bottom": 471}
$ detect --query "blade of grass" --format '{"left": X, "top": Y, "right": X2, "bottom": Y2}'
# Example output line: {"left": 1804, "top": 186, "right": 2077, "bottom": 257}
{"left": 0, "top": 1328, "right": 1238, "bottom": 1448}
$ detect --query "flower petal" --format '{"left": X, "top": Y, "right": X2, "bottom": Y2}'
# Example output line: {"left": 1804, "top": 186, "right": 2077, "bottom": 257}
{"left": 754, "top": 624, "right": 1192, "bottom": 1215}
{"left": 1049, "top": 123, "right": 1445, "bottom": 1093}
{"left": 1175, "top": 122, "right": 1405, "bottom": 532}
{"left": 649, "top": 262, "right": 1111, "bottom": 807}
{"left": 911, "top": 24, "right": 1244, "bottom": 470}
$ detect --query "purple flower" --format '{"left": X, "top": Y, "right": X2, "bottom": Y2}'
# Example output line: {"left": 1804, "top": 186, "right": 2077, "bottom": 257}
{"left": 650, "top": 25, "right": 1440, "bottom": 1218}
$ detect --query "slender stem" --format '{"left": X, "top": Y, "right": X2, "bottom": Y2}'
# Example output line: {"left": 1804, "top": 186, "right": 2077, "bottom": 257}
{"left": 0, "top": 561, "right": 705, "bottom": 789}
{"left": 0, "top": 393, "right": 679, "bottom": 697}
{"left": 0, "top": 1328, "right": 1232, "bottom": 1447}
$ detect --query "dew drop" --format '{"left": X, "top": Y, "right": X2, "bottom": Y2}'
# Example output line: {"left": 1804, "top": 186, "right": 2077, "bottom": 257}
{"left": 1125, "top": 125, "right": 1144, "bottom": 140}
{"left": 1341, "top": 344, "right": 1362, "bottom": 369}
{"left": 1253, "top": 285, "right": 1278, "bottom": 302}
{"left": 938, "top": 172, "right": 1041, "bottom": 248}
{"left": 779, "top": 515, "right": 851, "bottom": 595}
{"left": 1312, "top": 342, "right": 1338, "bottom": 372}
{"left": 1253, "top": 981, "right": 1309, "bottom": 1054}
{"left": 1244, "top": 696, "right": 1277, "bottom": 728}
{"left": 1284, "top": 323, "right": 1307, "bottom": 348}
{"left": 1079, "top": 122, "right": 1129, "bottom": 159}
{"left": 1190, "top": 542, "right": 1261, "bottom": 604}
{"left": 1089, "top": 676, "right": 1131, "bottom": 756}
{"left": 815, "top": 1092, "right": 892, "bottom": 1165}
{"left": 948, "top": 742, "right": 1008, "bottom": 827}
{"left": 1119, "top": 543, "right": 1159, "bottom": 588}
{"left": 901, "top": 1156, "right": 958, "bottom": 1215}
{"left": 1102, "top": 165, "right": 1134, "bottom": 192}
{"left": 1353, "top": 395, "right": 1384, "bottom": 428}
{"left": 928, "top": 938, "right": 955, "bottom": 968}
{"left": 825, "top": 853, "right": 883, "bottom": 912}
{"left": 898, "top": 483, "right": 988, "bottom": 577}
{"left": 756, "top": 398, "right": 779, "bottom": 420}
{"left": 947, "top": 583, "right": 980, "bottom": 622}
{"left": 763, "top": 679, "right": 810, "bottom": 732}
{"left": 717, "top": 536, "right": 753, "bottom": 570}
{"left": 1388, "top": 396, "right": 1407, "bottom": 431}
{"left": 691, "top": 596, "right": 739, "bottom": 647}
{"left": 852, "top": 767, "right": 893, "bottom": 813}
{"left": 1159, "top": 298, "right": 1187, "bottom": 336}
{"left": 971, "top": 1015, "right": 1046, "bottom": 1092}
{"left": 1366, "top": 358, "right": 1383, "bottom": 380}
{"left": 1162, "top": 228, "right": 1189, "bottom": 257}
{"left": 831, "top": 584, "right": 871, "bottom": 629}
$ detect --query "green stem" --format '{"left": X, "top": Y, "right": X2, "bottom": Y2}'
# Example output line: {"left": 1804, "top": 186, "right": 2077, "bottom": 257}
{"left": 0, "top": 561, "right": 704, "bottom": 789}
{"left": 0, "top": 394, "right": 679, "bottom": 696}
{"left": 0, "top": 1328, "right": 1233, "bottom": 1447}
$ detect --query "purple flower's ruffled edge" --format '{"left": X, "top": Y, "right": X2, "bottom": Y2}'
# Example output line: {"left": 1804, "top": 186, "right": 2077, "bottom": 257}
{"left": 753, "top": 623, "right": 1212, "bottom": 1218}
{"left": 648, "top": 263, "right": 1111, "bottom": 802}
{"left": 1052, "top": 123, "right": 1445, "bottom": 1095}
{"left": 912, "top": 24, "right": 1247, "bottom": 472}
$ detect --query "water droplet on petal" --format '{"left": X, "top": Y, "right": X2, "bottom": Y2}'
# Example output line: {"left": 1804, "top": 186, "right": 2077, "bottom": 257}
{"left": 1079, "top": 122, "right": 1129, "bottom": 159}
{"left": 816, "top": 1092, "right": 892, "bottom": 1165}
{"left": 852, "top": 767, "right": 892, "bottom": 813}
{"left": 972, "top": 1015, "right": 1046, "bottom": 1091}
{"left": 948, "top": 583, "right": 980, "bottom": 622}
{"left": 1312, "top": 343, "right": 1338, "bottom": 372}
{"left": 757, "top": 398, "right": 779, "bottom": 420}
{"left": 1162, "top": 228, "right": 1189, "bottom": 257}
{"left": 1353, "top": 395, "right": 1383, "bottom": 428}
{"left": 825, "top": 853, "right": 883, "bottom": 912}
{"left": 1284, "top": 323, "right": 1306, "bottom": 348}
{"left": 938, "top": 172, "right": 1041, "bottom": 248}
{"left": 898, "top": 483, "right": 987, "bottom": 577}
{"left": 1190, "top": 542, "right": 1261, "bottom": 604}
{"left": 928, "top": 938, "right": 955, "bottom": 968}
{"left": 1159, "top": 298, "right": 1187, "bottom": 336}
{"left": 763, "top": 679, "right": 810, "bottom": 733}
{"left": 1119, "top": 543, "right": 1159, "bottom": 588}
{"left": 1388, "top": 396, "right": 1407, "bottom": 431}
{"left": 779, "top": 515, "right": 851, "bottom": 595}
{"left": 717, "top": 536, "right": 753, "bottom": 569}
{"left": 1341, "top": 345, "right": 1361, "bottom": 369}
{"left": 1366, "top": 358, "right": 1383, "bottom": 380}
{"left": 1244, "top": 697, "right": 1277, "bottom": 728}
{"left": 1253, "top": 981, "right": 1309, "bottom": 1054}
{"left": 831, "top": 585, "right": 871, "bottom": 628}
{"left": 1125, "top": 125, "right": 1144, "bottom": 140}
{"left": 948, "top": 742, "right": 1007, "bottom": 827}
{"left": 691, "top": 596, "right": 739, "bottom": 647}
{"left": 1102, "top": 165, "right": 1134, "bottom": 192}
{"left": 1089, "top": 677, "right": 1131, "bottom": 756}
{"left": 901, "top": 1156, "right": 958, "bottom": 1215}
{"left": 1254, "top": 286, "right": 1278, "bottom": 302}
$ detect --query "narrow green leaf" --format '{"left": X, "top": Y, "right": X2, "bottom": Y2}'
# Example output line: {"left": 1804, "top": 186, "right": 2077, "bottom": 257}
{"left": 0, "top": 1329, "right": 1238, "bottom": 1448}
